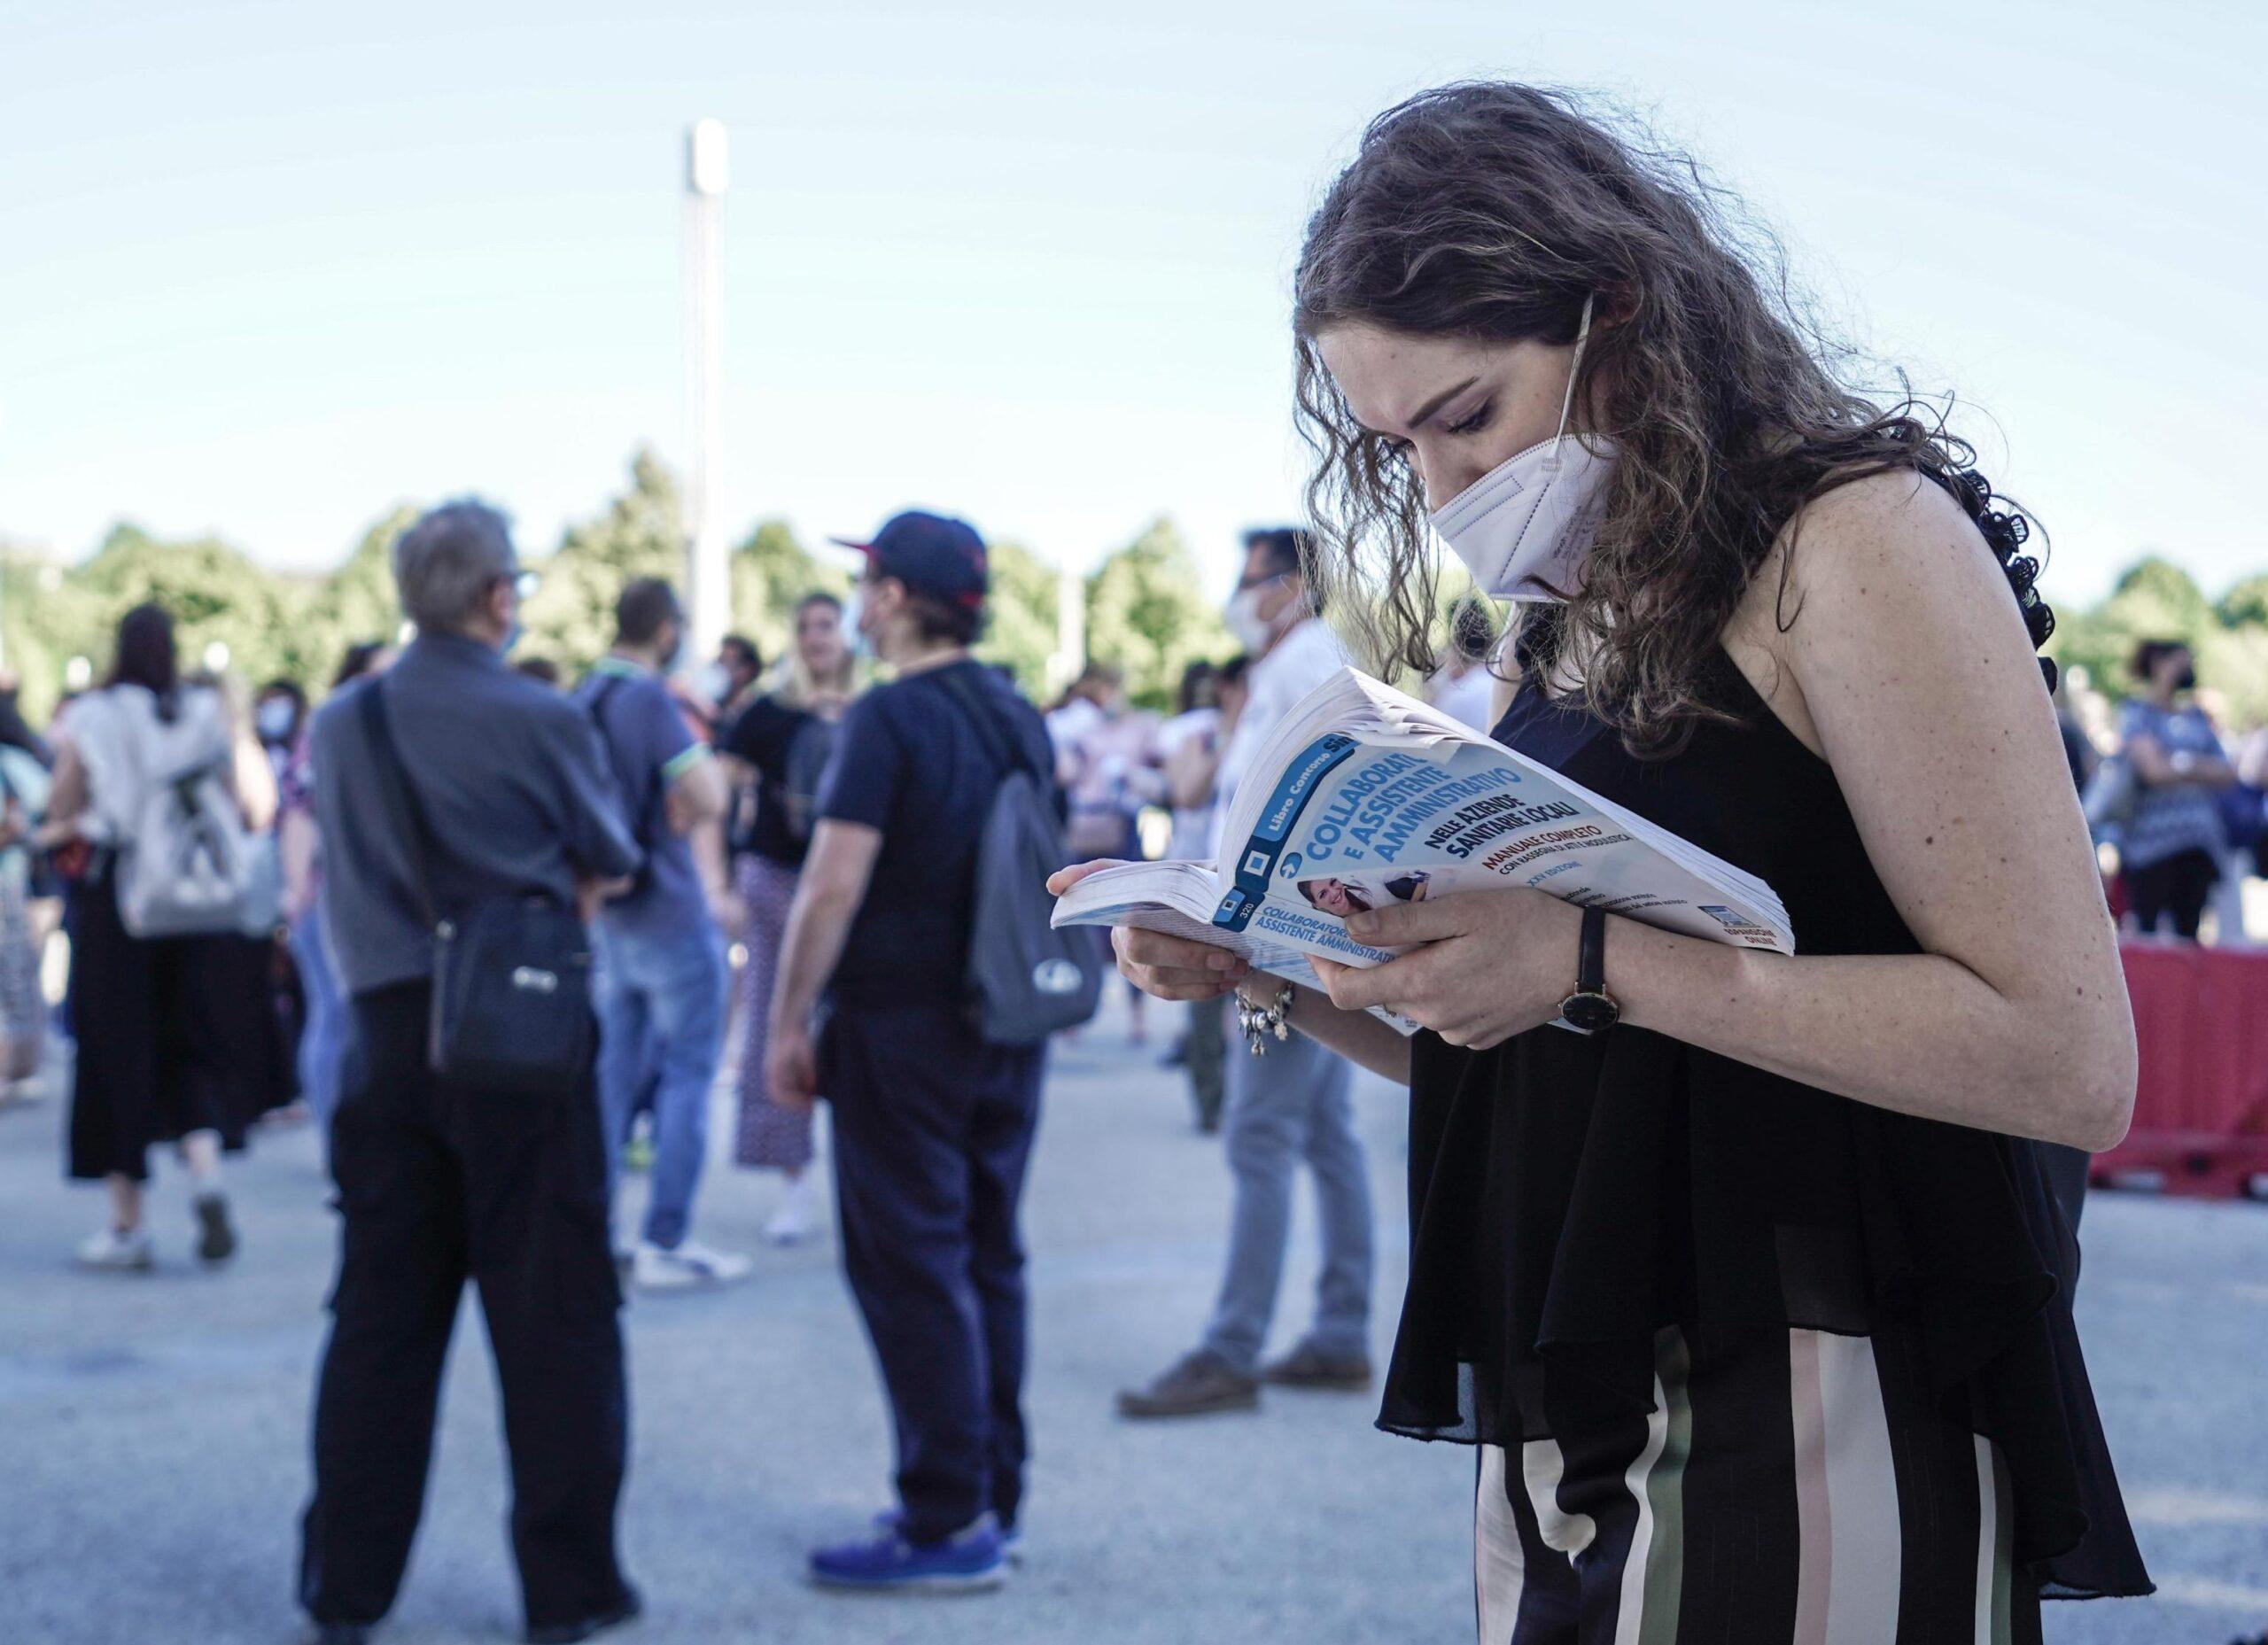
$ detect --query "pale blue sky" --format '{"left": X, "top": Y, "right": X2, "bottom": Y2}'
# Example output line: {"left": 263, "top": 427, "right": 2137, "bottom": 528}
{"left": 3, "top": 0, "right": 2262, "bottom": 601}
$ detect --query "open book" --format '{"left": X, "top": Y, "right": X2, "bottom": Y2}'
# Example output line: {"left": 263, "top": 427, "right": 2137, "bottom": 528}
{"left": 1050, "top": 667, "right": 1792, "bottom": 1034}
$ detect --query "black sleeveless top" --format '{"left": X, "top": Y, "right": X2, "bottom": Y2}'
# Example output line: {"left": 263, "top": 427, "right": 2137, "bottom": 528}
{"left": 1378, "top": 631, "right": 2151, "bottom": 1601}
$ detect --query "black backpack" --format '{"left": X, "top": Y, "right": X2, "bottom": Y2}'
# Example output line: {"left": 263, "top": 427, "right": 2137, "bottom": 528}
{"left": 935, "top": 667, "right": 1105, "bottom": 1045}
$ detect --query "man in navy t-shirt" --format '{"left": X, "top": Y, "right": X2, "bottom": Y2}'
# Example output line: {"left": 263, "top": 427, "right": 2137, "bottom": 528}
{"left": 579, "top": 578, "right": 748, "bottom": 1291}
{"left": 765, "top": 511, "right": 1052, "bottom": 1594}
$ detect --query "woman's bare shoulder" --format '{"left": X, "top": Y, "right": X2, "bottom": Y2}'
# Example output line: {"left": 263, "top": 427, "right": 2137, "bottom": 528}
{"left": 1724, "top": 468, "right": 2005, "bottom": 749}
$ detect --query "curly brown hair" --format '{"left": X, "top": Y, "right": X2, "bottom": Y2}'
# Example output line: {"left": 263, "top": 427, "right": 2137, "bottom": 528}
{"left": 1293, "top": 82, "right": 2020, "bottom": 754}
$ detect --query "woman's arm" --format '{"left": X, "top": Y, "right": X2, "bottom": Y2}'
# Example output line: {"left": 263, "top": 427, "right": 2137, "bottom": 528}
{"left": 40, "top": 741, "right": 89, "bottom": 836}
{"left": 278, "top": 806, "right": 320, "bottom": 921}
{"left": 2239, "top": 730, "right": 2268, "bottom": 790}
{"left": 1324, "top": 475, "right": 2136, "bottom": 1152}
{"left": 229, "top": 733, "right": 278, "bottom": 833}
{"left": 2124, "top": 728, "right": 2236, "bottom": 788}
{"left": 1166, "top": 728, "right": 1224, "bottom": 812}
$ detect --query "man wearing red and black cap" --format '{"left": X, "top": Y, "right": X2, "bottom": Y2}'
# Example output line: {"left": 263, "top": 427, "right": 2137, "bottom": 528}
{"left": 765, "top": 510, "right": 1056, "bottom": 1593}
{"left": 829, "top": 508, "right": 992, "bottom": 619}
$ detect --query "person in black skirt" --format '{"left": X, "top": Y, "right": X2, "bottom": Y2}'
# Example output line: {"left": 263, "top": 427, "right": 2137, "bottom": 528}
{"left": 1061, "top": 82, "right": 2150, "bottom": 1641}
{"left": 45, "top": 605, "right": 255, "bottom": 1270}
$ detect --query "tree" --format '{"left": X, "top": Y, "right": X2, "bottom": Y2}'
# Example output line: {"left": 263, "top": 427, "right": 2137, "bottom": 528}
{"left": 296, "top": 504, "right": 420, "bottom": 682}
{"left": 976, "top": 539, "right": 1062, "bottom": 701}
{"left": 729, "top": 518, "right": 846, "bottom": 661}
{"left": 0, "top": 549, "right": 105, "bottom": 718}
{"left": 1080, "top": 517, "right": 1231, "bottom": 710}
{"left": 62, "top": 524, "right": 303, "bottom": 690}
{"left": 517, "top": 449, "right": 685, "bottom": 675}
{"left": 2110, "top": 555, "right": 2214, "bottom": 632}
{"left": 2218, "top": 574, "right": 2268, "bottom": 632}
{"left": 13, "top": 448, "right": 2264, "bottom": 741}
{"left": 2048, "top": 553, "right": 2216, "bottom": 698}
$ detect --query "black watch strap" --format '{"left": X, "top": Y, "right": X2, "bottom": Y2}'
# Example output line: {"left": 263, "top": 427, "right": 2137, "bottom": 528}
{"left": 1578, "top": 905, "right": 1606, "bottom": 994}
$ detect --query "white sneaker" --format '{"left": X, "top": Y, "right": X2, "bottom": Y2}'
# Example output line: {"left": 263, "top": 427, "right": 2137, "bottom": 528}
{"left": 764, "top": 1174, "right": 824, "bottom": 1246}
{"left": 633, "top": 1238, "right": 751, "bottom": 1290}
{"left": 78, "top": 1227, "right": 154, "bottom": 1271}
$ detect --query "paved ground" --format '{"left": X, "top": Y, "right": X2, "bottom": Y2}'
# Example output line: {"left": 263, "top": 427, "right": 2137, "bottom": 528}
{"left": 1, "top": 995, "right": 2264, "bottom": 1644}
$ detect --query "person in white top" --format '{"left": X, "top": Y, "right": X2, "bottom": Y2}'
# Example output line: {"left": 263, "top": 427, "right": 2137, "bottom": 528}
{"left": 1154, "top": 660, "right": 1223, "bottom": 865}
{"left": 1116, "top": 527, "right": 1376, "bottom": 1416}
{"left": 43, "top": 604, "right": 259, "bottom": 1271}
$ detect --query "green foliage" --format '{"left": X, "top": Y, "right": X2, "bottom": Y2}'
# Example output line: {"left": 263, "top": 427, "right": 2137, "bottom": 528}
{"left": 1078, "top": 517, "right": 1231, "bottom": 710}
{"left": 12, "top": 452, "right": 2257, "bottom": 735}
{"left": 730, "top": 518, "right": 847, "bottom": 662}
{"left": 2044, "top": 552, "right": 2268, "bottom": 727}
{"left": 2050, "top": 553, "right": 2215, "bottom": 700}
{"left": 2218, "top": 574, "right": 2268, "bottom": 631}
{"left": 517, "top": 449, "right": 686, "bottom": 675}
{"left": 2196, "top": 625, "right": 2268, "bottom": 729}
{"left": 976, "top": 538, "right": 1065, "bottom": 700}
{"left": 2110, "top": 555, "right": 2213, "bottom": 630}
{"left": 298, "top": 504, "right": 420, "bottom": 678}
{"left": 20, "top": 524, "right": 305, "bottom": 703}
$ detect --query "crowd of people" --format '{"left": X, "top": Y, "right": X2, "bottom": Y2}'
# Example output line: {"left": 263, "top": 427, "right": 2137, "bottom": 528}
{"left": 0, "top": 512, "right": 2234, "bottom": 1639}
{"left": 4, "top": 74, "right": 2214, "bottom": 1645}
{"left": 0, "top": 484, "right": 1476, "bottom": 1636}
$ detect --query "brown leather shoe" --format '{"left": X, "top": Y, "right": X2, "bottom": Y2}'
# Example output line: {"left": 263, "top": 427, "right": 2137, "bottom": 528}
{"left": 1115, "top": 1348, "right": 1260, "bottom": 1417}
{"left": 1259, "top": 1340, "right": 1372, "bottom": 1390}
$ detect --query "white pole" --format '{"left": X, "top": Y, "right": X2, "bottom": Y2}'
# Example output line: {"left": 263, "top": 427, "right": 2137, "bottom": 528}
{"left": 683, "top": 120, "right": 730, "bottom": 662}
{"left": 1051, "top": 554, "right": 1085, "bottom": 699}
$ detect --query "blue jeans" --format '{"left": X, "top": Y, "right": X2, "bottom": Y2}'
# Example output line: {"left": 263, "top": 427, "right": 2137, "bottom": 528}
{"left": 291, "top": 906, "right": 349, "bottom": 1129}
{"left": 595, "top": 921, "right": 729, "bottom": 1250}
{"left": 1200, "top": 1029, "right": 1371, "bottom": 1372}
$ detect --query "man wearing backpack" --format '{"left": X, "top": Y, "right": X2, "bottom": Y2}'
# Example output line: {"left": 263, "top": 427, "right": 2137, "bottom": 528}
{"left": 765, "top": 510, "right": 1068, "bottom": 1594}
{"left": 579, "top": 578, "right": 749, "bottom": 1291}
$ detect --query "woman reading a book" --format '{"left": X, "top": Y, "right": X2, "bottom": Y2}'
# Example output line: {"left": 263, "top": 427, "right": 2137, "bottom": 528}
{"left": 1054, "top": 82, "right": 2147, "bottom": 1641}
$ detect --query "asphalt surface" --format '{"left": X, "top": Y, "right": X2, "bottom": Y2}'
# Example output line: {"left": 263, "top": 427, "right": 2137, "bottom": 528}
{"left": 0, "top": 995, "right": 2263, "bottom": 1644}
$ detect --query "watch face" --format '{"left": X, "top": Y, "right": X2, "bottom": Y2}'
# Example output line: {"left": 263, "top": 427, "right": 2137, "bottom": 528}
{"left": 1561, "top": 991, "right": 1619, "bottom": 1033}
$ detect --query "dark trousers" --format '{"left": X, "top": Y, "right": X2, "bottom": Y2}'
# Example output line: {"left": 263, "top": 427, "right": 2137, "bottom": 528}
{"left": 822, "top": 1002, "right": 1045, "bottom": 1544}
{"left": 2125, "top": 845, "right": 2217, "bottom": 939}
{"left": 299, "top": 982, "right": 630, "bottom": 1633}
{"left": 66, "top": 856, "right": 236, "bottom": 1181}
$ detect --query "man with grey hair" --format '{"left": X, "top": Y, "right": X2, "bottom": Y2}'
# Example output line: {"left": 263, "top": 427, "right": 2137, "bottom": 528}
{"left": 298, "top": 499, "right": 646, "bottom": 1645}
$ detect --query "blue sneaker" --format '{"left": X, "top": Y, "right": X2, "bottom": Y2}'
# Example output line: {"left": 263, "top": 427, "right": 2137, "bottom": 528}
{"left": 810, "top": 1516, "right": 1007, "bottom": 1592}
{"left": 873, "top": 1508, "right": 1024, "bottom": 1565}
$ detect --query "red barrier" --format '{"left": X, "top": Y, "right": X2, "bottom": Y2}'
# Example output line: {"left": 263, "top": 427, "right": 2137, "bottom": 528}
{"left": 2092, "top": 943, "right": 2268, "bottom": 1199}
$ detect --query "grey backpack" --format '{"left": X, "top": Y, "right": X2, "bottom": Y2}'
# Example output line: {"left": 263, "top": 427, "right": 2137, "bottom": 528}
{"left": 936, "top": 668, "right": 1105, "bottom": 1045}
{"left": 95, "top": 687, "right": 260, "bottom": 939}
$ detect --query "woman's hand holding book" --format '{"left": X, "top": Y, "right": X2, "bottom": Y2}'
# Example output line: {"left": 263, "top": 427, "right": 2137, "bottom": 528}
{"left": 1048, "top": 858, "right": 1254, "bottom": 1003}
{"left": 1310, "top": 886, "right": 1582, "bottom": 1050}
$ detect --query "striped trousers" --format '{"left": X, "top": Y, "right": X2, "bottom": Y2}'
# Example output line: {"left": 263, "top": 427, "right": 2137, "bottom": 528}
{"left": 1473, "top": 1328, "right": 2039, "bottom": 1644}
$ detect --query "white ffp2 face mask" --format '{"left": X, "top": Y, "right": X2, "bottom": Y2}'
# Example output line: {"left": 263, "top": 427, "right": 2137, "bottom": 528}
{"left": 1223, "top": 582, "right": 1277, "bottom": 652}
{"left": 1427, "top": 295, "right": 1614, "bottom": 604}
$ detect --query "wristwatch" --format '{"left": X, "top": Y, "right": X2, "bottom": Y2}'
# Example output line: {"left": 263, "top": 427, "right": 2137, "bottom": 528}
{"left": 1557, "top": 906, "right": 1621, "bottom": 1033}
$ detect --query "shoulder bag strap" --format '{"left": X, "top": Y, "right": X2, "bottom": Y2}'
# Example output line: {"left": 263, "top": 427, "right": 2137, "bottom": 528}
{"left": 934, "top": 665, "right": 1037, "bottom": 784}
{"left": 584, "top": 671, "right": 664, "bottom": 845}
{"left": 355, "top": 679, "right": 445, "bottom": 927}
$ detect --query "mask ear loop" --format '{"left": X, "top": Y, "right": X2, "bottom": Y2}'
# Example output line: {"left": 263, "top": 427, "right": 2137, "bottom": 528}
{"left": 1543, "top": 293, "right": 1596, "bottom": 472}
